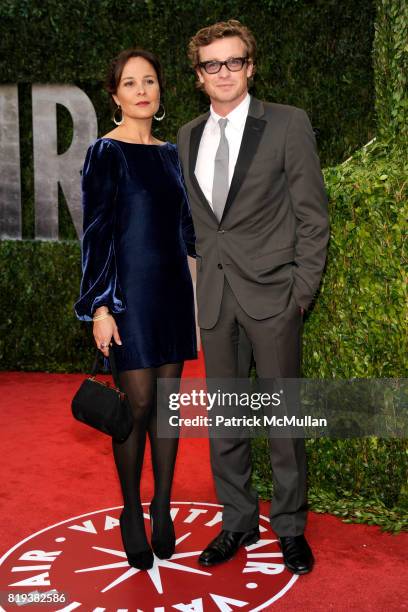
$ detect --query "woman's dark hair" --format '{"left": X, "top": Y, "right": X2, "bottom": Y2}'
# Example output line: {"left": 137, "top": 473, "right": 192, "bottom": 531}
{"left": 105, "top": 48, "right": 164, "bottom": 99}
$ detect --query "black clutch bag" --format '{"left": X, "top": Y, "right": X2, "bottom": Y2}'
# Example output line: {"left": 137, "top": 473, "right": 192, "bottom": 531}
{"left": 72, "top": 350, "right": 133, "bottom": 442}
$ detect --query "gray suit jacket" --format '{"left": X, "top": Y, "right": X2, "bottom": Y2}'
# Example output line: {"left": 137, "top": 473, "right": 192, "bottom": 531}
{"left": 177, "top": 96, "right": 329, "bottom": 329}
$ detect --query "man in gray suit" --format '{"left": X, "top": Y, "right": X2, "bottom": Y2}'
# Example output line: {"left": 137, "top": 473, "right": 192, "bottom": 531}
{"left": 177, "top": 19, "right": 329, "bottom": 574}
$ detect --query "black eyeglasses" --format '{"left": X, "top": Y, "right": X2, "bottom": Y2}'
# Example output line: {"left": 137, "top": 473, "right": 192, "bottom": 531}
{"left": 198, "top": 56, "right": 249, "bottom": 74}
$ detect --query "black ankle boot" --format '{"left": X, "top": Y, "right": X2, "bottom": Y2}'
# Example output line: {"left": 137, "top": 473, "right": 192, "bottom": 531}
{"left": 149, "top": 500, "right": 176, "bottom": 559}
{"left": 119, "top": 508, "right": 154, "bottom": 570}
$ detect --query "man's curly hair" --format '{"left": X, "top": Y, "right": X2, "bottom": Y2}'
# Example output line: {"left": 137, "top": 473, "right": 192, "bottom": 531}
{"left": 188, "top": 20, "right": 257, "bottom": 90}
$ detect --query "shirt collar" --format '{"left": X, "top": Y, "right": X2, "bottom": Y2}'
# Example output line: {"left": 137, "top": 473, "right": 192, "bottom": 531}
{"left": 209, "top": 93, "right": 251, "bottom": 131}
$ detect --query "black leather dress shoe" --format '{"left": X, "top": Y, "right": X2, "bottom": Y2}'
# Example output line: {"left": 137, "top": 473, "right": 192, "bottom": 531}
{"left": 198, "top": 527, "right": 260, "bottom": 566}
{"left": 279, "top": 535, "right": 314, "bottom": 574}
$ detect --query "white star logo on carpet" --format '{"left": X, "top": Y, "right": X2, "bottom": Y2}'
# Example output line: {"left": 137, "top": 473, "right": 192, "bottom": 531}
{"left": 76, "top": 530, "right": 210, "bottom": 594}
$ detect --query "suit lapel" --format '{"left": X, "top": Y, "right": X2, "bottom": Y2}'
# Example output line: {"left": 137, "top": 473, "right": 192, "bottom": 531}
{"left": 221, "top": 98, "right": 266, "bottom": 223}
{"left": 188, "top": 114, "right": 218, "bottom": 223}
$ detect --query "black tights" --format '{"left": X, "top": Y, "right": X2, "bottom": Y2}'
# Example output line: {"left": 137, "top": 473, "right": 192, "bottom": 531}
{"left": 112, "top": 362, "right": 183, "bottom": 549}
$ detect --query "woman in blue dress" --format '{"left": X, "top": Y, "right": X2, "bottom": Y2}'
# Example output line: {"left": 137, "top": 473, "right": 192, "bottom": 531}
{"left": 75, "top": 49, "right": 197, "bottom": 570}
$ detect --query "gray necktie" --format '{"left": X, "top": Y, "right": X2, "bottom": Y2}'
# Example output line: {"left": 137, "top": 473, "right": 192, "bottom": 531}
{"left": 212, "top": 118, "right": 229, "bottom": 222}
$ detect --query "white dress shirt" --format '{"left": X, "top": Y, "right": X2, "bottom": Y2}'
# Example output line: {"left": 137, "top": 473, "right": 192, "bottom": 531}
{"left": 195, "top": 93, "right": 251, "bottom": 210}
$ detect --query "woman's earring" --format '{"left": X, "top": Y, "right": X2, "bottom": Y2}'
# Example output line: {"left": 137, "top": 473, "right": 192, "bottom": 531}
{"left": 154, "top": 103, "right": 166, "bottom": 121}
{"left": 113, "top": 105, "right": 123, "bottom": 126}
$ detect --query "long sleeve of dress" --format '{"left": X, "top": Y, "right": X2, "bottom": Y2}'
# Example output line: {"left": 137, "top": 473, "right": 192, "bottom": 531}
{"left": 74, "top": 139, "right": 126, "bottom": 321}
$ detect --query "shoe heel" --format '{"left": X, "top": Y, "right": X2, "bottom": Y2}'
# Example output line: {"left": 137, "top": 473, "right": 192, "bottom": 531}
{"left": 149, "top": 503, "right": 175, "bottom": 560}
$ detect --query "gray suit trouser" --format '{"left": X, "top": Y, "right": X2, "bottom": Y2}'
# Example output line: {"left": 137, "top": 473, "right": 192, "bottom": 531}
{"left": 200, "top": 278, "right": 308, "bottom": 536}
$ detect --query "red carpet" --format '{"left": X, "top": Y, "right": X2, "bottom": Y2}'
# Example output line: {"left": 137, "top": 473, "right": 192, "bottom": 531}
{"left": 0, "top": 355, "right": 406, "bottom": 611}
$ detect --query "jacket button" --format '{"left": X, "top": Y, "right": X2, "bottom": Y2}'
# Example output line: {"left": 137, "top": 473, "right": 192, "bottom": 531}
{"left": 217, "top": 263, "right": 223, "bottom": 269}
{"left": 217, "top": 229, "right": 225, "bottom": 234}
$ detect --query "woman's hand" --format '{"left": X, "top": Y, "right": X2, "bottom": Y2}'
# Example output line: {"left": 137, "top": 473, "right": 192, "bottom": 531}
{"left": 93, "top": 307, "right": 122, "bottom": 357}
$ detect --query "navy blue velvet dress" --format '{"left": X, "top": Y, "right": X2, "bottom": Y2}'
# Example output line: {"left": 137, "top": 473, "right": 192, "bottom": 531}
{"left": 75, "top": 138, "right": 197, "bottom": 371}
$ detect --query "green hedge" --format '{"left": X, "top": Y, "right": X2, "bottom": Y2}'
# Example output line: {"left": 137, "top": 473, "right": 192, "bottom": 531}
{"left": 303, "top": 141, "right": 407, "bottom": 379}
{"left": 373, "top": 0, "right": 408, "bottom": 144}
{"left": 0, "top": 240, "right": 92, "bottom": 372}
{"left": 252, "top": 438, "right": 407, "bottom": 533}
